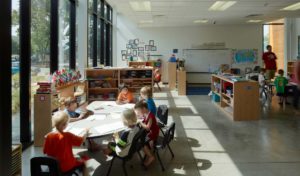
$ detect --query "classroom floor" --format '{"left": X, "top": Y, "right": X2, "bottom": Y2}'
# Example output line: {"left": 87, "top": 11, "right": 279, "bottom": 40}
{"left": 22, "top": 85, "right": 300, "bottom": 176}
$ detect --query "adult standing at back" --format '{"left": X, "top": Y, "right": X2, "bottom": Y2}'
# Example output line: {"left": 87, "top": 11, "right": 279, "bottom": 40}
{"left": 262, "top": 45, "right": 277, "bottom": 80}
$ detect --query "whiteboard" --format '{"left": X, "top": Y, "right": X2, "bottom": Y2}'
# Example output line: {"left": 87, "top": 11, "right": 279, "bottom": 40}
{"left": 183, "top": 49, "right": 232, "bottom": 72}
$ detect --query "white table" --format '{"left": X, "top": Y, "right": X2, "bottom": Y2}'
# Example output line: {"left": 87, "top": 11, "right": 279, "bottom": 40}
{"left": 64, "top": 101, "right": 135, "bottom": 139}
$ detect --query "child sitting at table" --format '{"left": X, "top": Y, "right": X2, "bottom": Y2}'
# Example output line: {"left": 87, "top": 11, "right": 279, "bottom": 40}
{"left": 258, "top": 68, "right": 266, "bottom": 97}
{"left": 274, "top": 69, "right": 289, "bottom": 105}
{"left": 134, "top": 100, "right": 159, "bottom": 166}
{"left": 63, "top": 97, "right": 90, "bottom": 122}
{"left": 44, "top": 111, "right": 89, "bottom": 174}
{"left": 116, "top": 85, "right": 134, "bottom": 104}
{"left": 140, "top": 86, "right": 156, "bottom": 115}
{"left": 103, "top": 109, "right": 140, "bottom": 157}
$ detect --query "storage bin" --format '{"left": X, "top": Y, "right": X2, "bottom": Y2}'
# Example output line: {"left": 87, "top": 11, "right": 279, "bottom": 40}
{"left": 212, "top": 93, "right": 220, "bottom": 102}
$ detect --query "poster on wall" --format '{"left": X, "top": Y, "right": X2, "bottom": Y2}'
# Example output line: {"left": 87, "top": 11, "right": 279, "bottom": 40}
{"left": 232, "top": 49, "right": 258, "bottom": 64}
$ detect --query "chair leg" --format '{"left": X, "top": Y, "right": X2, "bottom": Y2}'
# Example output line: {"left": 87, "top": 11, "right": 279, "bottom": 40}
{"left": 156, "top": 82, "right": 161, "bottom": 91}
{"left": 167, "top": 144, "right": 174, "bottom": 158}
{"left": 106, "top": 157, "right": 115, "bottom": 176}
{"left": 122, "top": 161, "right": 128, "bottom": 176}
{"left": 155, "top": 150, "right": 165, "bottom": 171}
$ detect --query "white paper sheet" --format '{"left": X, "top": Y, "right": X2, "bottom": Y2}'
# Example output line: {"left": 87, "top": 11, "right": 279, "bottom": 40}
{"left": 93, "top": 121, "right": 124, "bottom": 135}
{"left": 85, "top": 114, "right": 107, "bottom": 121}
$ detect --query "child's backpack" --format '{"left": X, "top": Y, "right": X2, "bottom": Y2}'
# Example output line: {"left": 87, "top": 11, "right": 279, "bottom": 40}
{"left": 156, "top": 105, "right": 168, "bottom": 125}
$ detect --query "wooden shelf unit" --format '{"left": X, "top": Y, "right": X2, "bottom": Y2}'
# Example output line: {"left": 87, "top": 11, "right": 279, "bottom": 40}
{"left": 211, "top": 74, "right": 260, "bottom": 121}
{"left": 128, "top": 60, "right": 162, "bottom": 71}
{"left": 168, "top": 62, "right": 177, "bottom": 90}
{"left": 34, "top": 81, "right": 86, "bottom": 146}
{"left": 177, "top": 70, "right": 186, "bottom": 95}
{"left": 86, "top": 67, "right": 154, "bottom": 101}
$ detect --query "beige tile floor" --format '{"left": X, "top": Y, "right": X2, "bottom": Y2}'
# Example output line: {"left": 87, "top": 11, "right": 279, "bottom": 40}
{"left": 22, "top": 85, "right": 300, "bottom": 176}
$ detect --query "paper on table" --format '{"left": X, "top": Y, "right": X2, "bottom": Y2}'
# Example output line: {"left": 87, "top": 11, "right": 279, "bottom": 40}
{"left": 93, "top": 121, "right": 124, "bottom": 135}
{"left": 109, "top": 113, "right": 122, "bottom": 119}
{"left": 66, "top": 127, "right": 85, "bottom": 136}
{"left": 85, "top": 114, "right": 106, "bottom": 121}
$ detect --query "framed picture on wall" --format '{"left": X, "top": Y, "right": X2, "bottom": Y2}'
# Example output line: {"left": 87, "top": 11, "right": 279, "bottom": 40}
{"left": 151, "top": 46, "right": 157, "bottom": 51}
{"left": 132, "top": 50, "right": 137, "bottom": 56}
{"left": 129, "top": 40, "right": 134, "bottom": 44}
{"left": 122, "top": 55, "right": 127, "bottom": 61}
{"left": 145, "top": 45, "right": 151, "bottom": 51}
{"left": 127, "top": 49, "right": 132, "bottom": 54}
{"left": 149, "top": 40, "right": 154, "bottom": 46}
{"left": 132, "top": 44, "right": 138, "bottom": 49}
{"left": 126, "top": 44, "right": 131, "bottom": 49}
{"left": 138, "top": 51, "right": 144, "bottom": 57}
{"left": 138, "top": 47, "right": 144, "bottom": 51}
{"left": 121, "top": 50, "right": 127, "bottom": 55}
{"left": 134, "top": 39, "right": 139, "bottom": 45}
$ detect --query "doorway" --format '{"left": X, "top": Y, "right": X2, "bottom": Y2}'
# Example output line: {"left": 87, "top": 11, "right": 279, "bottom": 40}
{"left": 263, "top": 19, "right": 285, "bottom": 71}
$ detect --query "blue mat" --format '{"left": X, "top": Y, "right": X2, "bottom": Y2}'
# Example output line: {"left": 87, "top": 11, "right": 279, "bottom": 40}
{"left": 187, "top": 87, "right": 211, "bottom": 95}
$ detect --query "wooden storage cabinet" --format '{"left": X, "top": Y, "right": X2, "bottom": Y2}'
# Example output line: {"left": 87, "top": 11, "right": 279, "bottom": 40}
{"left": 86, "top": 68, "right": 154, "bottom": 101}
{"left": 168, "top": 62, "right": 177, "bottom": 90}
{"left": 34, "top": 82, "right": 86, "bottom": 146}
{"left": 287, "top": 61, "right": 296, "bottom": 75}
{"left": 177, "top": 70, "right": 186, "bottom": 95}
{"left": 211, "top": 74, "right": 260, "bottom": 121}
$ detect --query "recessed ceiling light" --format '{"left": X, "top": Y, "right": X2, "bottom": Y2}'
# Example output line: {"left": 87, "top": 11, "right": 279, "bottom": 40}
{"left": 194, "top": 19, "right": 208, "bottom": 23}
{"left": 139, "top": 20, "right": 153, "bottom": 24}
{"left": 129, "top": 1, "right": 151, "bottom": 12}
{"left": 209, "top": 1, "right": 237, "bottom": 11}
{"left": 247, "top": 20, "right": 263, "bottom": 23}
{"left": 281, "top": 2, "right": 300, "bottom": 11}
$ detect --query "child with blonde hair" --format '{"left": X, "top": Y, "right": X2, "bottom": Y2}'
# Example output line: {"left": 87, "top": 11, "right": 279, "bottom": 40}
{"left": 140, "top": 86, "right": 156, "bottom": 115}
{"left": 43, "top": 111, "right": 89, "bottom": 173}
{"left": 103, "top": 109, "right": 140, "bottom": 157}
{"left": 63, "top": 97, "right": 89, "bottom": 122}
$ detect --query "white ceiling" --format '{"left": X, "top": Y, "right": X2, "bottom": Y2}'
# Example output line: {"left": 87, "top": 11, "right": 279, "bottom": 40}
{"left": 106, "top": 0, "right": 300, "bottom": 27}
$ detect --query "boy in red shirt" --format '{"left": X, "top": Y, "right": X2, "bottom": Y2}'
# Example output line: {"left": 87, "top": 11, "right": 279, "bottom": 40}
{"left": 43, "top": 111, "right": 89, "bottom": 174}
{"left": 134, "top": 100, "right": 159, "bottom": 167}
{"left": 263, "top": 45, "right": 277, "bottom": 79}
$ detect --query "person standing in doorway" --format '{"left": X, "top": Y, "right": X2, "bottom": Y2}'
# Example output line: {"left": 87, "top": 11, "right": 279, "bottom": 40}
{"left": 263, "top": 45, "right": 277, "bottom": 80}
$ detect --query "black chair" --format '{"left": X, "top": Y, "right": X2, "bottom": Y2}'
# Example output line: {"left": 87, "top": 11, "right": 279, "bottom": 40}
{"left": 156, "top": 105, "right": 169, "bottom": 135}
{"left": 253, "top": 66, "right": 261, "bottom": 73}
{"left": 106, "top": 128, "right": 147, "bottom": 176}
{"left": 154, "top": 122, "right": 176, "bottom": 171}
{"left": 31, "top": 156, "right": 82, "bottom": 176}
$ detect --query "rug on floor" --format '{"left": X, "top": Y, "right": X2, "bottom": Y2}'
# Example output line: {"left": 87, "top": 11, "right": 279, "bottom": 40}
{"left": 186, "top": 86, "right": 211, "bottom": 95}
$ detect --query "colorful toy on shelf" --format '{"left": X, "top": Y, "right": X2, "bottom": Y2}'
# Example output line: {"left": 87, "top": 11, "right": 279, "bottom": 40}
{"left": 52, "top": 69, "right": 81, "bottom": 87}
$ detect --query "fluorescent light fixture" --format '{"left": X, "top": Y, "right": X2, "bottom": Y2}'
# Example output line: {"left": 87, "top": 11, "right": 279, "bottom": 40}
{"left": 129, "top": 1, "right": 151, "bottom": 12}
{"left": 209, "top": 1, "right": 237, "bottom": 11}
{"left": 247, "top": 20, "right": 262, "bottom": 23}
{"left": 281, "top": 2, "right": 300, "bottom": 11}
{"left": 194, "top": 19, "right": 208, "bottom": 23}
{"left": 139, "top": 20, "right": 153, "bottom": 24}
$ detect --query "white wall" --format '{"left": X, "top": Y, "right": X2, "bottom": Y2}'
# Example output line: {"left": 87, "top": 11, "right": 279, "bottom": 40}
{"left": 291, "top": 18, "right": 300, "bottom": 60}
{"left": 115, "top": 15, "right": 263, "bottom": 83}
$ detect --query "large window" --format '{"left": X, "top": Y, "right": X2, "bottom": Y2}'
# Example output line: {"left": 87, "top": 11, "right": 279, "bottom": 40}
{"left": 11, "top": 0, "right": 20, "bottom": 143}
{"left": 31, "top": 0, "right": 51, "bottom": 136}
{"left": 88, "top": 0, "right": 113, "bottom": 67}
{"left": 58, "top": 0, "right": 77, "bottom": 70}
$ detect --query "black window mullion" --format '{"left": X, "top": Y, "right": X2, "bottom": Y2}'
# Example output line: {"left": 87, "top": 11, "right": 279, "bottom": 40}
{"left": 50, "top": 0, "right": 59, "bottom": 73}
{"left": 92, "top": 15, "right": 97, "bottom": 67}
{"left": 100, "top": 19, "right": 105, "bottom": 65}
{"left": 105, "top": 23, "right": 110, "bottom": 66}
{"left": 69, "top": 0, "right": 76, "bottom": 69}
{"left": 20, "top": 0, "right": 32, "bottom": 147}
{"left": 0, "top": 0, "right": 12, "bottom": 175}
